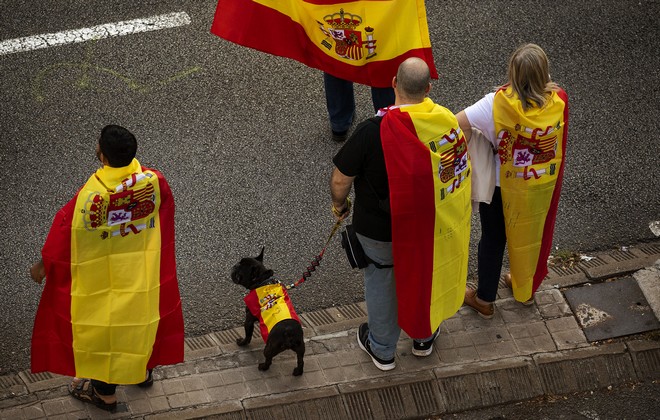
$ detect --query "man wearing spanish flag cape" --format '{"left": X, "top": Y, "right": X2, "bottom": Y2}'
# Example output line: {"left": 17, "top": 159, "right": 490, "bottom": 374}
{"left": 30, "top": 125, "right": 184, "bottom": 412}
{"left": 330, "top": 58, "right": 471, "bottom": 371}
{"left": 457, "top": 44, "right": 569, "bottom": 319}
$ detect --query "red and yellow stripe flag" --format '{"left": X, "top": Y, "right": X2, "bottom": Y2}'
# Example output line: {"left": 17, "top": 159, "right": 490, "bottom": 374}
{"left": 494, "top": 87, "right": 569, "bottom": 302}
{"left": 211, "top": 0, "right": 438, "bottom": 88}
{"left": 381, "top": 98, "right": 471, "bottom": 338}
{"left": 244, "top": 284, "right": 300, "bottom": 342}
{"left": 31, "top": 159, "right": 184, "bottom": 384}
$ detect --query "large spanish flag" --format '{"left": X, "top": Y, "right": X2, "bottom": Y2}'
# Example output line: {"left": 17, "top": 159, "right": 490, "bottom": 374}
{"left": 31, "top": 159, "right": 184, "bottom": 384}
{"left": 381, "top": 98, "right": 471, "bottom": 338}
{"left": 493, "top": 86, "right": 569, "bottom": 302}
{"left": 210, "top": 0, "right": 437, "bottom": 88}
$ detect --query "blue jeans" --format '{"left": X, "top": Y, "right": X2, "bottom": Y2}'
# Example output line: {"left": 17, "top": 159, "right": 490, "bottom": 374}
{"left": 356, "top": 233, "right": 399, "bottom": 360}
{"left": 323, "top": 73, "right": 395, "bottom": 133}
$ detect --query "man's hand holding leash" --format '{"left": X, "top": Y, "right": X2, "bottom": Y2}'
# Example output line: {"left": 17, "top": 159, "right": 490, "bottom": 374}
{"left": 330, "top": 167, "right": 355, "bottom": 222}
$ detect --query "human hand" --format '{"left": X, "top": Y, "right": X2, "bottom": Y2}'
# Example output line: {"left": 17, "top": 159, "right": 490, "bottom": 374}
{"left": 30, "top": 260, "right": 46, "bottom": 284}
{"left": 331, "top": 197, "right": 351, "bottom": 221}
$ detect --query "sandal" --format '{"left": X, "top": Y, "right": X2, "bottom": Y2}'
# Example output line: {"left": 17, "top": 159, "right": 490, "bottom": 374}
{"left": 68, "top": 378, "right": 117, "bottom": 412}
{"left": 137, "top": 369, "right": 153, "bottom": 388}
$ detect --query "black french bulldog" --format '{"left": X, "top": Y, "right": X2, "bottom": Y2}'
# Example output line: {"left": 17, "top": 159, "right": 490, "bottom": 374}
{"left": 230, "top": 247, "right": 305, "bottom": 376}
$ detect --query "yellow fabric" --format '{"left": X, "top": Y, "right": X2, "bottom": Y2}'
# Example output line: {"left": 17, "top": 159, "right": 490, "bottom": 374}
{"left": 494, "top": 88, "right": 567, "bottom": 301}
{"left": 400, "top": 98, "right": 471, "bottom": 330}
{"left": 253, "top": 284, "right": 295, "bottom": 332}
{"left": 70, "top": 159, "right": 162, "bottom": 384}
{"left": 253, "top": 0, "right": 432, "bottom": 65}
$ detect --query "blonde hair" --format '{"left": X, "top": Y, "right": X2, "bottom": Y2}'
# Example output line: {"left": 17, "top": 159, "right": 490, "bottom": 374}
{"left": 506, "top": 44, "right": 559, "bottom": 111}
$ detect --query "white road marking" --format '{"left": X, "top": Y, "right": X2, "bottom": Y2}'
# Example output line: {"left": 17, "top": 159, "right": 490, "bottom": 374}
{"left": 0, "top": 11, "right": 191, "bottom": 56}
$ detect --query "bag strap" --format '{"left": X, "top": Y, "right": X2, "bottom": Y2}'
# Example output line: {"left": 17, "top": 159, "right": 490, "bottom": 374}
{"left": 367, "top": 256, "right": 393, "bottom": 269}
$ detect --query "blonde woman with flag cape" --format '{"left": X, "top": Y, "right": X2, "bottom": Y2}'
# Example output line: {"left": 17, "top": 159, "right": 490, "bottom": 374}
{"left": 30, "top": 125, "right": 184, "bottom": 412}
{"left": 457, "top": 44, "right": 569, "bottom": 318}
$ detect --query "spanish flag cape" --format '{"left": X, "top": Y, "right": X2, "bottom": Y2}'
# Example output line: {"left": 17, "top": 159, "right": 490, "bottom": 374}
{"left": 210, "top": 0, "right": 437, "bottom": 88}
{"left": 493, "top": 86, "right": 569, "bottom": 302}
{"left": 244, "top": 283, "right": 300, "bottom": 342}
{"left": 31, "top": 159, "right": 184, "bottom": 384}
{"left": 380, "top": 98, "right": 471, "bottom": 338}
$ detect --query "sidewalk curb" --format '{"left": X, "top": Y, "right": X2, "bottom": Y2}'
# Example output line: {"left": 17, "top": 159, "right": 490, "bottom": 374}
{"left": 1, "top": 241, "right": 658, "bottom": 419}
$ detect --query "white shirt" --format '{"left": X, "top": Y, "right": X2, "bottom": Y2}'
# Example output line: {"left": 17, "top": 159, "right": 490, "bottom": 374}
{"left": 464, "top": 92, "right": 501, "bottom": 186}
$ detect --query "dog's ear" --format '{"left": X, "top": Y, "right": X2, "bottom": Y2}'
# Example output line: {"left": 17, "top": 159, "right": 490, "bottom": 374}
{"left": 256, "top": 246, "right": 265, "bottom": 262}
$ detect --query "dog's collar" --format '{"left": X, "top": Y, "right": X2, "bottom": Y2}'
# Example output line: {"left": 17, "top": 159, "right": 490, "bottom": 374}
{"left": 256, "top": 276, "right": 279, "bottom": 288}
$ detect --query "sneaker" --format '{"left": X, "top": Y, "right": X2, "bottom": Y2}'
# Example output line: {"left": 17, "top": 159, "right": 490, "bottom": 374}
{"left": 357, "top": 323, "right": 395, "bottom": 371}
{"left": 463, "top": 286, "right": 495, "bottom": 319}
{"left": 504, "top": 274, "right": 535, "bottom": 306}
{"left": 331, "top": 130, "right": 348, "bottom": 142}
{"left": 412, "top": 329, "right": 439, "bottom": 357}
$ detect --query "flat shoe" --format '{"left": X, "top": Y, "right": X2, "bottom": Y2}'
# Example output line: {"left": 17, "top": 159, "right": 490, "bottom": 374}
{"left": 463, "top": 287, "right": 494, "bottom": 319}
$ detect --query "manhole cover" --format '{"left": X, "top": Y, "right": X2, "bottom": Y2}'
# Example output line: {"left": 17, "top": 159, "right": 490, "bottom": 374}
{"left": 564, "top": 276, "right": 660, "bottom": 342}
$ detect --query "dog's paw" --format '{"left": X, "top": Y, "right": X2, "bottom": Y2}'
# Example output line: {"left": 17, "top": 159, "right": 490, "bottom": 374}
{"left": 292, "top": 367, "right": 303, "bottom": 376}
{"left": 236, "top": 338, "right": 249, "bottom": 346}
{"left": 258, "top": 362, "right": 270, "bottom": 371}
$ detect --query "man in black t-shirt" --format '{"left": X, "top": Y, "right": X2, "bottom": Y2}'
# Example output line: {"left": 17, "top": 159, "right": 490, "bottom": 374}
{"left": 329, "top": 58, "right": 441, "bottom": 371}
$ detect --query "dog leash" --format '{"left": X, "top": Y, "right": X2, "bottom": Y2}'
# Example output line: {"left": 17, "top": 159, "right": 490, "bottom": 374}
{"left": 283, "top": 218, "right": 343, "bottom": 290}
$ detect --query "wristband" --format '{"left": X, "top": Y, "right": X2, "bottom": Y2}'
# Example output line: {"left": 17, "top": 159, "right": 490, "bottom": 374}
{"left": 332, "top": 197, "right": 351, "bottom": 217}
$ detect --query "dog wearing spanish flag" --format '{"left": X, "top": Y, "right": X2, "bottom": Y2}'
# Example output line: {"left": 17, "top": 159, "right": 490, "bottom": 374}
{"left": 231, "top": 248, "right": 305, "bottom": 376}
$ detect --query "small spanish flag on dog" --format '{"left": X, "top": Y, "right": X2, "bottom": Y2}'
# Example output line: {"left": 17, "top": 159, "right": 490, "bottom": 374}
{"left": 381, "top": 98, "right": 472, "bottom": 339}
{"left": 31, "top": 159, "right": 184, "bottom": 384}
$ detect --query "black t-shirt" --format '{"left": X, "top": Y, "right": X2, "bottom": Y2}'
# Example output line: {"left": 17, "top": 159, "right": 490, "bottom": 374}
{"left": 332, "top": 117, "right": 391, "bottom": 242}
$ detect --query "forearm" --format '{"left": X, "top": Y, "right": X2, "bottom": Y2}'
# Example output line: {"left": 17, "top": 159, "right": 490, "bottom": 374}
{"left": 330, "top": 167, "right": 354, "bottom": 210}
{"left": 456, "top": 110, "right": 473, "bottom": 143}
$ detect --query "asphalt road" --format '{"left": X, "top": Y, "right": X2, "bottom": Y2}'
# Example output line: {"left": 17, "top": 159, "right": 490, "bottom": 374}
{"left": 1, "top": 0, "right": 658, "bottom": 374}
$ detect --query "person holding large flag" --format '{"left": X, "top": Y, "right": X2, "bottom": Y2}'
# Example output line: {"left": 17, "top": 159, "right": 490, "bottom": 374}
{"left": 330, "top": 58, "right": 471, "bottom": 370}
{"left": 29, "top": 125, "right": 184, "bottom": 412}
{"left": 210, "top": 0, "right": 438, "bottom": 141}
{"left": 457, "top": 44, "right": 569, "bottom": 318}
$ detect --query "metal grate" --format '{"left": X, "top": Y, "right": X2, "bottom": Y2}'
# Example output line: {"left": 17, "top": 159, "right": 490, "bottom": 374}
{"left": 638, "top": 243, "right": 660, "bottom": 255}
{"left": 185, "top": 334, "right": 217, "bottom": 351}
{"left": 343, "top": 391, "right": 373, "bottom": 420}
{"left": 337, "top": 303, "right": 367, "bottom": 320}
{"left": 549, "top": 265, "right": 583, "bottom": 276}
{"left": 21, "top": 371, "right": 54, "bottom": 384}
{"left": 608, "top": 250, "right": 637, "bottom": 262}
{"left": 213, "top": 328, "right": 243, "bottom": 345}
{"left": 633, "top": 348, "right": 660, "bottom": 381}
{"left": 0, "top": 374, "right": 22, "bottom": 388}
{"left": 578, "top": 256, "right": 607, "bottom": 269}
{"left": 304, "top": 309, "right": 336, "bottom": 327}
{"left": 410, "top": 381, "right": 441, "bottom": 414}
{"left": 376, "top": 387, "right": 405, "bottom": 419}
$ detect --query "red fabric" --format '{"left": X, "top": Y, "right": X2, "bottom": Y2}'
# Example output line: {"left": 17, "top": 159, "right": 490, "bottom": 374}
{"left": 532, "top": 88, "right": 569, "bottom": 292}
{"left": 380, "top": 109, "right": 435, "bottom": 338}
{"left": 210, "top": 0, "right": 437, "bottom": 88}
{"left": 31, "top": 195, "right": 77, "bottom": 376}
{"left": 147, "top": 169, "right": 184, "bottom": 368}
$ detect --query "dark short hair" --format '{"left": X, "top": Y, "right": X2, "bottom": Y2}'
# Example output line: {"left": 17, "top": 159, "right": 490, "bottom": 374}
{"left": 99, "top": 125, "right": 137, "bottom": 167}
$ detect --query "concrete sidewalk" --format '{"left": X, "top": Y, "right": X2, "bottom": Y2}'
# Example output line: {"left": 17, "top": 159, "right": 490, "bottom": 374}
{"left": 2, "top": 242, "right": 659, "bottom": 419}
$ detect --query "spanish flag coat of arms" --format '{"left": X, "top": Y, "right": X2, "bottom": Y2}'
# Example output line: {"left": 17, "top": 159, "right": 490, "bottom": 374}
{"left": 211, "top": 0, "right": 437, "bottom": 87}
{"left": 494, "top": 86, "right": 569, "bottom": 302}
{"left": 31, "top": 159, "right": 184, "bottom": 384}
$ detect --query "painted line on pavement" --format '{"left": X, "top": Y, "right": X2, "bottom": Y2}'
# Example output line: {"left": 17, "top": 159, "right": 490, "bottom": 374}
{"left": 0, "top": 11, "right": 191, "bottom": 56}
